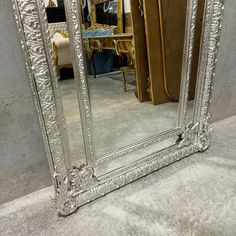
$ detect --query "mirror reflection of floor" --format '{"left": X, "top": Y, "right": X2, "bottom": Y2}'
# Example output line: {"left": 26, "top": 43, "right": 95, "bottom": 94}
{"left": 59, "top": 72, "right": 193, "bottom": 166}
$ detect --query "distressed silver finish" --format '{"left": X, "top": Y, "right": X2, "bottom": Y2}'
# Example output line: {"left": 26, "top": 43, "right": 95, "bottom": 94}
{"left": 64, "top": 0, "right": 96, "bottom": 167}
{"left": 12, "top": 0, "right": 224, "bottom": 215}
{"left": 177, "top": 0, "right": 198, "bottom": 129}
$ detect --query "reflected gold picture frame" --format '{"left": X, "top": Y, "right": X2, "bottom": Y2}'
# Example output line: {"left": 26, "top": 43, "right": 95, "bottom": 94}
{"left": 90, "top": 0, "right": 124, "bottom": 33}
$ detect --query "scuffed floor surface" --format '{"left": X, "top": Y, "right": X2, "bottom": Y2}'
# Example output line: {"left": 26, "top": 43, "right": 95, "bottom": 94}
{"left": 0, "top": 116, "right": 236, "bottom": 236}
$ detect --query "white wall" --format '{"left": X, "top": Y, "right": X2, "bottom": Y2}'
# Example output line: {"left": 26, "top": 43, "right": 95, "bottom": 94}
{"left": 124, "top": 1, "right": 131, "bottom": 13}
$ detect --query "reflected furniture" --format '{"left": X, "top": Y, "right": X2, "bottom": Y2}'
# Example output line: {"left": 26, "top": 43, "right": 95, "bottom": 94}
{"left": 85, "top": 0, "right": 135, "bottom": 91}
{"left": 130, "top": 0, "right": 204, "bottom": 104}
{"left": 48, "top": 22, "right": 73, "bottom": 80}
{"left": 90, "top": 0, "right": 124, "bottom": 34}
{"left": 84, "top": 33, "right": 134, "bottom": 90}
{"left": 46, "top": 6, "right": 72, "bottom": 79}
{"left": 52, "top": 32, "right": 73, "bottom": 79}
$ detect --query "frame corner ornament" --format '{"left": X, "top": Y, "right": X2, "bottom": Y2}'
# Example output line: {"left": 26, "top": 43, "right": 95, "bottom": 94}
{"left": 53, "top": 174, "right": 77, "bottom": 216}
{"left": 70, "top": 165, "right": 98, "bottom": 191}
{"left": 179, "top": 122, "right": 199, "bottom": 148}
{"left": 53, "top": 165, "right": 98, "bottom": 215}
{"left": 196, "top": 114, "right": 213, "bottom": 152}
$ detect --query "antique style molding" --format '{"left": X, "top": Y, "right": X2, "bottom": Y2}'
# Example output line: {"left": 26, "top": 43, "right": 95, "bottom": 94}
{"left": 12, "top": 0, "right": 69, "bottom": 184}
{"left": 12, "top": 0, "right": 224, "bottom": 215}
{"left": 178, "top": 0, "right": 198, "bottom": 129}
{"left": 65, "top": 0, "right": 96, "bottom": 167}
{"left": 194, "top": 0, "right": 224, "bottom": 152}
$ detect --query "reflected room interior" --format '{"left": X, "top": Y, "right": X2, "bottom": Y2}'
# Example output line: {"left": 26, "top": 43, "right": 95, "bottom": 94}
{"left": 45, "top": 0, "right": 204, "bottom": 171}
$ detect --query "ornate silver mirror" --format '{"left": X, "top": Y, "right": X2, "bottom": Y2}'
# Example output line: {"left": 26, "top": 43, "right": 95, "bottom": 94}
{"left": 12, "top": 0, "right": 224, "bottom": 215}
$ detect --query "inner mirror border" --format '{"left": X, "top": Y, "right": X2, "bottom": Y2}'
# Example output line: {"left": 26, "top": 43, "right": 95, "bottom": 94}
{"left": 12, "top": 0, "right": 224, "bottom": 215}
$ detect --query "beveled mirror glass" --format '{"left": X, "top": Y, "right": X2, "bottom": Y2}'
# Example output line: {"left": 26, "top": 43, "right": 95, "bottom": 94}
{"left": 12, "top": 0, "right": 224, "bottom": 215}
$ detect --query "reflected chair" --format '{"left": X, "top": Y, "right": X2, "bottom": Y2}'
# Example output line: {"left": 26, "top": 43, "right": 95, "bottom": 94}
{"left": 48, "top": 22, "right": 73, "bottom": 80}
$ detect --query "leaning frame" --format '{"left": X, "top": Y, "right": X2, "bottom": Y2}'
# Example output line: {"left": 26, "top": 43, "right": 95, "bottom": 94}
{"left": 12, "top": 0, "right": 224, "bottom": 215}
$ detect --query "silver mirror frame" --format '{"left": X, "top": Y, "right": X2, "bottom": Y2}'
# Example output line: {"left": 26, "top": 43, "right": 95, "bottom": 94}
{"left": 12, "top": 0, "right": 224, "bottom": 215}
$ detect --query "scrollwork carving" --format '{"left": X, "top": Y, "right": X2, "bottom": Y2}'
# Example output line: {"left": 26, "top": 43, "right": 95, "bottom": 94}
{"left": 195, "top": 0, "right": 224, "bottom": 151}
{"left": 70, "top": 166, "right": 98, "bottom": 191}
{"left": 52, "top": 173, "right": 77, "bottom": 216}
{"left": 196, "top": 114, "right": 212, "bottom": 152}
{"left": 94, "top": 39, "right": 103, "bottom": 52}
{"left": 179, "top": 122, "right": 199, "bottom": 148}
{"left": 52, "top": 165, "right": 98, "bottom": 215}
{"left": 65, "top": 0, "right": 96, "bottom": 166}
{"left": 138, "top": 0, "right": 144, "bottom": 17}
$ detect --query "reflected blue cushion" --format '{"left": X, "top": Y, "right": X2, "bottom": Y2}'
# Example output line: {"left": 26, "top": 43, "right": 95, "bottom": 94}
{"left": 87, "top": 50, "right": 114, "bottom": 75}
{"left": 82, "top": 29, "right": 112, "bottom": 37}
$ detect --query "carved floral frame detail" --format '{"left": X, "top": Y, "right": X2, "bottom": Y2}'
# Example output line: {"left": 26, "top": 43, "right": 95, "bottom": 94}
{"left": 12, "top": 0, "right": 224, "bottom": 215}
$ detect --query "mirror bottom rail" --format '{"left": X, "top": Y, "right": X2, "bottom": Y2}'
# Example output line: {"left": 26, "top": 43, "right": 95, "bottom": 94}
{"left": 95, "top": 128, "right": 182, "bottom": 165}
{"left": 58, "top": 143, "right": 199, "bottom": 215}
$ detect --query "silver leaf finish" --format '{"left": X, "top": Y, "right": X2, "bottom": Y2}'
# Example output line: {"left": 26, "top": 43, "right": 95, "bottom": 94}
{"left": 12, "top": 0, "right": 224, "bottom": 215}
{"left": 70, "top": 166, "right": 98, "bottom": 191}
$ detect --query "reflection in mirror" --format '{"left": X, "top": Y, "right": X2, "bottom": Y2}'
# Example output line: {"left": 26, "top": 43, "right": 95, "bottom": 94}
{"left": 95, "top": 136, "right": 177, "bottom": 177}
{"left": 81, "top": 0, "right": 199, "bottom": 161}
{"left": 186, "top": 0, "right": 205, "bottom": 125}
{"left": 96, "top": 1, "right": 118, "bottom": 26}
{"left": 45, "top": 0, "right": 203, "bottom": 174}
{"left": 45, "top": 0, "right": 86, "bottom": 167}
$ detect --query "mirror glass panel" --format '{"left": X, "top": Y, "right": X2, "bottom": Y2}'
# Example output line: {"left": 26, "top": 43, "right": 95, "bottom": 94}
{"left": 44, "top": 0, "right": 202, "bottom": 173}
{"left": 82, "top": 0, "right": 188, "bottom": 159}
{"left": 186, "top": 0, "right": 205, "bottom": 125}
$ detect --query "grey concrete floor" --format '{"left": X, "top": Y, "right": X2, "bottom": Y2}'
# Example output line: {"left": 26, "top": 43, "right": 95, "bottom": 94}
{"left": 0, "top": 115, "right": 236, "bottom": 236}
